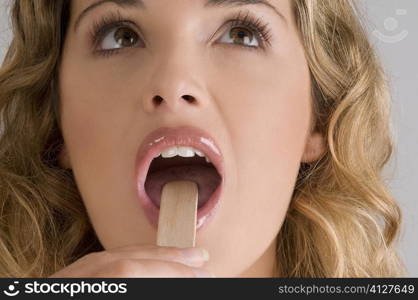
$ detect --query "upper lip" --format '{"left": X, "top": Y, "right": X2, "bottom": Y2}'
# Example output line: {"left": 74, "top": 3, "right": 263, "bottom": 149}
{"left": 135, "top": 126, "right": 225, "bottom": 193}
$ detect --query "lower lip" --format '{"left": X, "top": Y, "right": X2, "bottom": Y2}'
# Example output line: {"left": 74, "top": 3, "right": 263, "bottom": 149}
{"left": 137, "top": 179, "right": 223, "bottom": 232}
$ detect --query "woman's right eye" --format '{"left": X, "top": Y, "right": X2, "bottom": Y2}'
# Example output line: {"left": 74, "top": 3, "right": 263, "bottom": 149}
{"left": 98, "top": 26, "right": 142, "bottom": 51}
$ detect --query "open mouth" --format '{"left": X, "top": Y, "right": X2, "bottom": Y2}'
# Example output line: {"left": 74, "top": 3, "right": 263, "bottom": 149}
{"left": 135, "top": 126, "right": 225, "bottom": 230}
{"left": 144, "top": 148, "right": 222, "bottom": 209}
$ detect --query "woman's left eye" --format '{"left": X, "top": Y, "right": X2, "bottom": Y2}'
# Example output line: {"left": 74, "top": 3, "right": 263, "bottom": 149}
{"left": 218, "top": 25, "right": 260, "bottom": 48}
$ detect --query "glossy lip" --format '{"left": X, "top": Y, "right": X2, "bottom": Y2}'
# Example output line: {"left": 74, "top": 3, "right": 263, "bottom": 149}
{"left": 135, "top": 126, "right": 225, "bottom": 232}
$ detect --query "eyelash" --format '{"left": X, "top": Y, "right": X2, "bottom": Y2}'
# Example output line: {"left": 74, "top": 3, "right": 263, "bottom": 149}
{"left": 88, "top": 10, "right": 273, "bottom": 58}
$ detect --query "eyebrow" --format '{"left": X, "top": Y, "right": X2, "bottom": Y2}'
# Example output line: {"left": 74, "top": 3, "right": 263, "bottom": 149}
{"left": 73, "top": 0, "right": 286, "bottom": 32}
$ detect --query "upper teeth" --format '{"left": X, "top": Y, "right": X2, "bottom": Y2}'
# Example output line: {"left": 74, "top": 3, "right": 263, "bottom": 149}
{"left": 159, "top": 146, "right": 211, "bottom": 163}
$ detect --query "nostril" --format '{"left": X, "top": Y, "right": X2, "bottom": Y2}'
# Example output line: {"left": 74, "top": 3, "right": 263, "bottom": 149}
{"left": 182, "top": 95, "right": 196, "bottom": 104}
{"left": 153, "top": 96, "right": 164, "bottom": 106}
{"left": 152, "top": 95, "right": 196, "bottom": 106}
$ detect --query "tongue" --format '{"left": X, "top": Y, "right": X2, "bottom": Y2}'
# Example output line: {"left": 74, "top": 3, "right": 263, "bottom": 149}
{"left": 144, "top": 165, "right": 221, "bottom": 209}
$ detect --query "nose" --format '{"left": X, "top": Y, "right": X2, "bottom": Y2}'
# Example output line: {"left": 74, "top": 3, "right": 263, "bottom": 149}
{"left": 141, "top": 49, "right": 206, "bottom": 114}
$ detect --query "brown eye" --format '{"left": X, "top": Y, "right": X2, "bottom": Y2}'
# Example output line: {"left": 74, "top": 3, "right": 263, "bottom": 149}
{"left": 215, "top": 12, "right": 273, "bottom": 50}
{"left": 218, "top": 25, "right": 260, "bottom": 48}
{"left": 100, "top": 26, "right": 141, "bottom": 50}
{"left": 229, "top": 27, "right": 255, "bottom": 45}
{"left": 114, "top": 27, "right": 139, "bottom": 47}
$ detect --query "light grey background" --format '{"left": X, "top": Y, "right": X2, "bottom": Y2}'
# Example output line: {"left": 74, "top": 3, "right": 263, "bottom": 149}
{"left": 0, "top": 1, "right": 417, "bottom": 276}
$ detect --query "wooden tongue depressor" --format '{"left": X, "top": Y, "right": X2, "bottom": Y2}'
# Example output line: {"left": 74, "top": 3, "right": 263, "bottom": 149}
{"left": 156, "top": 181, "right": 198, "bottom": 248}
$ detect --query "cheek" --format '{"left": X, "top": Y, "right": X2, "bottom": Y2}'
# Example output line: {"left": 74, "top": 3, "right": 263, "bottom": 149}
{"left": 58, "top": 52, "right": 135, "bottom": 160}
{"left": 58, "top": 65, "right": 149, "bottom": 246}
{"left": 58, "top": 56, "right": 137, "bottom": 204}
{"left": 214, "top": 48, "right": 312, "bottom": 220}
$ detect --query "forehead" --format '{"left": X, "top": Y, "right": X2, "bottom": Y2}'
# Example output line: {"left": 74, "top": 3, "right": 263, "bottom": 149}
{"left": 70, "top": 0, "right": 292, "bottom": 19}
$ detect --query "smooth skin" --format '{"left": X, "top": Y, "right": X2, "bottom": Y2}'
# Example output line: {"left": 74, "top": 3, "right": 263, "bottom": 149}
{"left": 55, "top": 0, "right": 325, "bottom": 277}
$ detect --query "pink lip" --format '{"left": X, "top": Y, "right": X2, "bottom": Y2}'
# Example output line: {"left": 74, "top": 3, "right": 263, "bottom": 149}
{"left": 135, "top": 126, "right": 225, "bottom": 232}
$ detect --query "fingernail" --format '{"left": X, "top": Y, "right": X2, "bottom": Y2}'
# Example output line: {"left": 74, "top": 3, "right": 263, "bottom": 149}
{"left": 192, "top": 268, "right": 215, "bottom": 278}
{"left": 181, "top": 247, "right": 210, "bottom": 262}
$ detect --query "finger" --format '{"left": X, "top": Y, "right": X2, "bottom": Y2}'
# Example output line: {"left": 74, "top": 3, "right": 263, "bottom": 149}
{"left": 95, "top": 258, "right": 214, "bottom": 278}
{"left": 102, "top": 245, "right": 210, "bottom": 268}
{"left": 49, "top": 246, "right": 165, "bottom": 277}
{"left": 49, "top": 245, "right": 211, "bottom": 277}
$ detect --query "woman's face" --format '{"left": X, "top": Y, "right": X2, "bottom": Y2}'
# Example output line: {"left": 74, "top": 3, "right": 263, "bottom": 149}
{"left": 59, "top": 0, "right": 323, "bottom": 277}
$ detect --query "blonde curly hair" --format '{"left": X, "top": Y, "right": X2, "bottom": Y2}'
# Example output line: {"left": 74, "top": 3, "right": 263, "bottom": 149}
{"left": 0, "top": 0, "right": 406, "bottom": 277}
